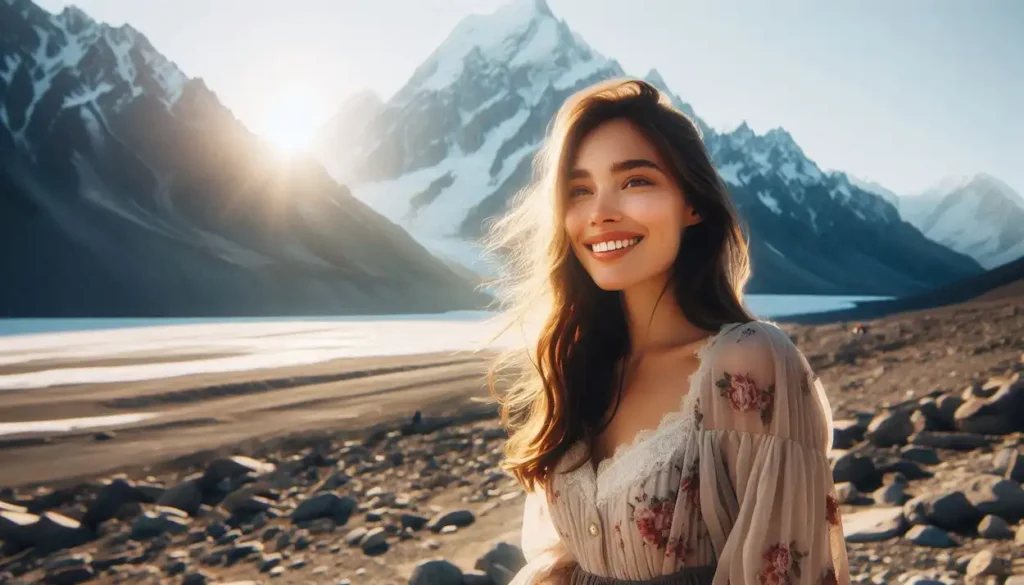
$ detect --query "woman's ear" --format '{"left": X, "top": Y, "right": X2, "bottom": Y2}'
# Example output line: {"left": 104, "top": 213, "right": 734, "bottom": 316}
{"left": 686, "top": 208, "right": 702, "bottom": 227}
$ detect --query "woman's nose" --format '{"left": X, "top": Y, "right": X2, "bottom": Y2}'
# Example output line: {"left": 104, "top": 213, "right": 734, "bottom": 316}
{"left": 588, "top": 189, "right": 622, "bottom": 225}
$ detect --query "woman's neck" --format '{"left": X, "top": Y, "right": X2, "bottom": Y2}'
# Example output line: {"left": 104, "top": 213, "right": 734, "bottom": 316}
{"left": 621, "top": 274, "right": 708, "bottom": 353}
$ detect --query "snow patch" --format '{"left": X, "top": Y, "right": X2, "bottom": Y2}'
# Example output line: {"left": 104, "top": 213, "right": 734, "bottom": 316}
{"left": 717, "top": 162, "right": 744, "bottom": 186}
{"left": 553, "top": 57, "right": 612, "bottom": 91}
{"left": 0, "top": 55, "right": 20, "bottom": 84}
{"left": 758, "top": 191, "right": 782, "bottom": 214}
{"left": 765, "top": 242, "right": 785, "bottom": 257}
{"left": 78, "top": 106, "right": 106, "bottom": 149}
{"left": 415, "top": 0, "right": 544, "bottom": 92}
{"left": 355, "top": 105, "right": 533, "bottom": 238}
{"left": 63, "top": 82, "right": 114, "bottom": 108}
{"left": 509, "top": 17, "right": 559, "bottom": 68}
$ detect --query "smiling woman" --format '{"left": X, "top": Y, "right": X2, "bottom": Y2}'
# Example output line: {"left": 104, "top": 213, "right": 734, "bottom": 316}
{"left": 256, "top": 87, "right": 324, "bottom": 154}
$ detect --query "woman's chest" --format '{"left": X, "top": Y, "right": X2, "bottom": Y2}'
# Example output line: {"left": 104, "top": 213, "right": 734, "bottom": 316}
{"left": 592, "top": 356, "right": 699, "bottom": 465}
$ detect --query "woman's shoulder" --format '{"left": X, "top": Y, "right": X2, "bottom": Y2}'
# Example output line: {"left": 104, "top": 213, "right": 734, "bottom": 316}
{"left": 707, "top": 319, "right": 797, "bottom": 361}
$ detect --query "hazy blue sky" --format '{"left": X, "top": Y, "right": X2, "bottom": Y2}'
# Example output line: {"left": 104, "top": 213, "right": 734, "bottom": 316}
{"left": 34, "top": 0, "right": 1024, "bottom": 195}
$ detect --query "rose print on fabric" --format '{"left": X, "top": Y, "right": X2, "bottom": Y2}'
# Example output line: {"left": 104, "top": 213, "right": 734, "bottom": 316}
{"left": 548, "top": 488, "right": 561, "bottom": 505}
{"left": 679, "top": 458, "right": 700, "bottom": 507}
{"left": 665, "top": 535, "right": 689, "bottom": 562}
{"left": 820, "top": 568, "right": 838, "bottom": 585}
{"left": 693, "top": 398, "right": 704, "bottom": 430}
{"left": 826, "top": 493, "right": 840, "bottom": 527}
{"left": 755, "top": 541, "right": 807, "bottom": 585}
{"left": 716, "top": 372, "right": 775, "bottom": 425}
{"left": 738, "top": 326, "right": 758, "bottom": 341}
{"left": 629, "top": 494, "right": 676, "bottom": 549}
{"left": 628, "top": 490, "right": 691, "bottom": 562}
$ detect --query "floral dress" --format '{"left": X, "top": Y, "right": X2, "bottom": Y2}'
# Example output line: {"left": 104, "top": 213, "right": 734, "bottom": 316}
{"left": 511, "top": 320, "right": 851, "bottom": 585}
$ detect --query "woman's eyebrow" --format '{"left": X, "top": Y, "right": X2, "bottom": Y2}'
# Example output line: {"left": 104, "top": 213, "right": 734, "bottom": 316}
{"left": 610, "top": 158, "right": 662, "bottom": 173}
{"left": 568, "top": 158, "right": 663, "bottom": 180}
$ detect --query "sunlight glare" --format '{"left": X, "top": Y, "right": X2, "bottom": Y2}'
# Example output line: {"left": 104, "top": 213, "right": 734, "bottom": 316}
{"left": 258, "top": 87, "right": 322, "bottom": 155}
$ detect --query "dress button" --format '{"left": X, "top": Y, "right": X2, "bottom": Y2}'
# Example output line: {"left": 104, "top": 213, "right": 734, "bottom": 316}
{"left": 588, "top": 522, "right": 599, "bottom": 536}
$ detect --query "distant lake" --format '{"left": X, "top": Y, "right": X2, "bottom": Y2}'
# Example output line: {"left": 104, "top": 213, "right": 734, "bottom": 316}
{"left": 0, "top": 294, "right": 888, "bottom": 393}
{"left": 0, "top": 294, "right": 887, "bottom": 338}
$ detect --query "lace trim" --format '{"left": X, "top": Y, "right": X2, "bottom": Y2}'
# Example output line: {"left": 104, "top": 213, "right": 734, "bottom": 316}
{"left": 558, "top": 322, "right": 740, "bottom": 506}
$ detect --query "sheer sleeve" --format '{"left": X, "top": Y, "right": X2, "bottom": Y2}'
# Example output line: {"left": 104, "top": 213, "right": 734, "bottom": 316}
{"left": 509, "top": 484, "right": 576, "bottom": 585}
{"left": 697, "top": 321, "right": 851, "bottom": 585}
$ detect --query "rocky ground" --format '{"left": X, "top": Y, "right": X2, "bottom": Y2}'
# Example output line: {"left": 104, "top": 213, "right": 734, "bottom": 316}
{"left": 1, "top": 295, "right": 1023, "bottom": 585}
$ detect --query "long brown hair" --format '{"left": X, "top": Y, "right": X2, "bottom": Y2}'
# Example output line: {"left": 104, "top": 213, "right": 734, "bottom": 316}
{"left": 483, "top": 78, "right": 754, "bottom": 492}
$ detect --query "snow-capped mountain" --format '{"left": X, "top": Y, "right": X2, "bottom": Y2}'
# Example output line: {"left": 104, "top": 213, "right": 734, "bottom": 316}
{"left": 316, "top": 0, "right": 981, "bottom": 296}
{"left": 0, "top": 0, "right": 487, "bottom": 316}
{"left": 847, "top": 174, "right": 901, "bottom": 209}
{"left": 899, "top": 174, "right": 1024, "bottom": 269}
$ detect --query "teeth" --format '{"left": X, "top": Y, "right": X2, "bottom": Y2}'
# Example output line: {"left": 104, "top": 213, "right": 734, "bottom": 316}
{"left": 593, "top": 237, "right": 640, "bottom": 253}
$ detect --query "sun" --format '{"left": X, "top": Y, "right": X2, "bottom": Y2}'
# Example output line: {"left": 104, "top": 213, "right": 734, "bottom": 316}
{"left": 258, "top": 87, "right": 322, "bottom": 155}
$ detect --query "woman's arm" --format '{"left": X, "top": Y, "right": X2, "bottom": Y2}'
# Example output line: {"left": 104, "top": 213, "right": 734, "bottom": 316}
{"left": 510, "top": 484, "right": 576, "bottom": 585}
{"left": 698, "top": 321, "right": 851, "bottom": 585}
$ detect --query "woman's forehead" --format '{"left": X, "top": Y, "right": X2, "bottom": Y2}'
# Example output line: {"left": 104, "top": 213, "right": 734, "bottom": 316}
{"left": 572, "top": 119, "right": 664, "bottom": 170}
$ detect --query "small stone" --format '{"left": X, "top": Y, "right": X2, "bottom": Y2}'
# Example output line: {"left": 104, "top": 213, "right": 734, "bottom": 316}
{"left": 226, "top": 540, "right": 263, "bottom": 563}
{"left": 426, "top": 508, "right": 476, "bottom": 532}
{"left": 44, "top": 566, "right": 94, "bottom": 585}
{"left": 844, "top": 507, "right": 907, "bottom": 543}
{"left": 900, "top": 446, "right": 940, "bottom": 465}
{"left": 313, "top": 565, "right": 329, "bottom": 575}
{"left": 996, "top": 448, "right": 1024, "bottom": 482}
{"left": 291, "top": 493, "right": 356, "bottom": 524}
{"left": 865, "top": 409, "right": 915, "bottom": 447}
{"left": 361, "top": 527, "right": 389, "bottom": 555}
{"left": 216, "top": 528, "right": 242, "bottom": 545}
{"left": 345, "top": 526, "right": 368, "bottom": 546}
{"left": 269, "top": 566, "right": 285, "bottom": 578}
{"left": 977, "top": 515, "right": 1014, "bottom": 539}
{"left": 165, "top": 560, "right": 188, "bottom": 576}
{"left": 475, "top": 542, "right": 527, "bottom": 585}
{"left": 963, "top": 475, "right": 1024, "bottom": 523}
{"left": 904, "top": 525, "right": 958, "bottom": 548}
{"left": 440, "top": 524, "right": 458, "bottom": 534}
{"left": 966, "top": 550, "right": 1008, "bottom": 577}
{"left": 182, "top": 572, "right": 210, "bottom": 585}
{"left": 409, "top": 559, "right": 463, "bottom": 585}
{"left": 207, "top": 522, "right": 228, "bottom": 538}
{"left": 400, "top": 513, "right": 429, "bottom": 531}
{"left": 259, "top": 553, "right": 282, "bottom": 572}
{"left": 873, "top": 482, "right": 906, "bottom": 506}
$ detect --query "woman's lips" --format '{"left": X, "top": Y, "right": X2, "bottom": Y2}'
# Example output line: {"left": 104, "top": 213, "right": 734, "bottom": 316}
{"left": 585, "top": 235, "right": 643, "bottom": 261}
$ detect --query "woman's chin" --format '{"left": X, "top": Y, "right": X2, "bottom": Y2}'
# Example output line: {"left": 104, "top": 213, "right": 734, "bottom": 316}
{"left": 590, "top": 273, "right": 641, "bottom": 292}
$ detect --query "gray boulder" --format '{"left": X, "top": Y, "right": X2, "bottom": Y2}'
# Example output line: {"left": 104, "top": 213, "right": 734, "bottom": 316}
{"left": 409, "top": 559, "right": 463, "bottom": 585}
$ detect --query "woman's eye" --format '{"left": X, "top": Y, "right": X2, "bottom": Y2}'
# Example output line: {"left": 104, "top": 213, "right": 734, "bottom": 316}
{"left": 624, "top": 177, "right": 653, "bottom": 189}
{"left": 569, "top": 186, "right": 591, "bottom": 198}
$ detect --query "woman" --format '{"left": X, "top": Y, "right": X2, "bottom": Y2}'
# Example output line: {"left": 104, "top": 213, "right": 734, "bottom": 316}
{"left": 485, "top": 79, "right": 851, "bottom": 585}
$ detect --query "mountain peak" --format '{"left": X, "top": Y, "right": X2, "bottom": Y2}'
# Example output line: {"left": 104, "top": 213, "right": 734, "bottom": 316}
{"left": 532, "top": 0, "right": 555, "bottom": 18}
{"left": 967, "top": 172, "right": 1023, "bottom": 204}
{"left": 47, "top": 4, "right": 98, "bottom": 35}
{"left": 765, "top": 127, "right": 796, "bottom": 148}
{"left": 732, "top": 121, "right": 755, "bottom": 142}
{"left": 644, "top": 68, "right": 668, "bottom": 90}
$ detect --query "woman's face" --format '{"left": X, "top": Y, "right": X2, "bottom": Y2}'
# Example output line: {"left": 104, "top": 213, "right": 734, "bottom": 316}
{"left": 563, "top": 118, "right": 700, "bottom": 292}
